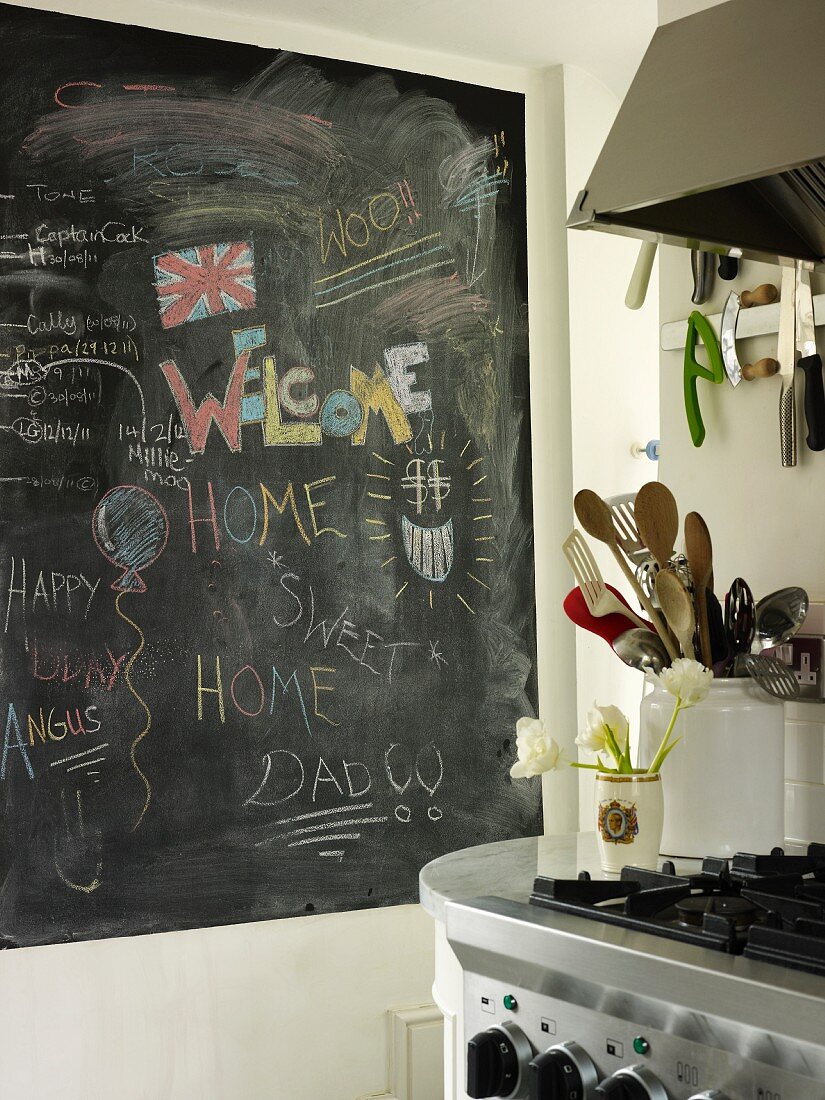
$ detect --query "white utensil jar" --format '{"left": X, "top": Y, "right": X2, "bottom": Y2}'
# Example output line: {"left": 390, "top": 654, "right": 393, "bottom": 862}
{"left": 639, "top": 678, "right": 785, "bottom": 858}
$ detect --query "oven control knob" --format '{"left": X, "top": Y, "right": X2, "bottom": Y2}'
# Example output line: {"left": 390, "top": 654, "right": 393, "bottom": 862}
{"left": 467, "top": 1022, "right": 532, "bottom": 1098}
{"left": 596, "top": 1065, "right": 668, "bottom": 1100}
{"left": 529, "top": 1040, "right": 599, "bottom": 1099}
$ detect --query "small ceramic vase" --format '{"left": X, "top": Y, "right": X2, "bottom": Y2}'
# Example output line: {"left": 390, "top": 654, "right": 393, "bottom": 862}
{"left": 595, "top": 771, "right": 663, "bottom": 874}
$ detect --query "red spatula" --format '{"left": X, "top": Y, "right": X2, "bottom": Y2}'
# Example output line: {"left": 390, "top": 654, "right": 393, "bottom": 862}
{"left": 563, "top": 584, "right": 653, "bottom": 648}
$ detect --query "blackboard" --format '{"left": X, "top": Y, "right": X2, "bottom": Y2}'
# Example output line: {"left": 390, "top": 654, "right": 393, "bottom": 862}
{"left": 0, "top": 2, "right": 539, "bottom": 948}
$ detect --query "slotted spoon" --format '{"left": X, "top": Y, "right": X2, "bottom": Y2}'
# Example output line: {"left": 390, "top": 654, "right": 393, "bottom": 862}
{"left": 562, "top": 529, "right": 649, "bottom": 631}
{"left": 605, "top": 493, "right": 648, "bottom": 565}
{"left": 742, "top": 653, "right": 800, "bottom": 701}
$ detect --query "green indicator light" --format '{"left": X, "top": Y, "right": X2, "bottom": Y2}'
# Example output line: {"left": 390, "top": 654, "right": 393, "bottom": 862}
{"left": 633, "top": 1036, "right": 650, "bottom": 1055}
{"left": 503, "top": 994, "right": 518, "bottom": 1011}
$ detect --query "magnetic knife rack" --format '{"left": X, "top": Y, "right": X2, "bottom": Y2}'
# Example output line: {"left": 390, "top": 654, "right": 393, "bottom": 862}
{"left": 661, "top": 293, "right": 825, "bottom": 350}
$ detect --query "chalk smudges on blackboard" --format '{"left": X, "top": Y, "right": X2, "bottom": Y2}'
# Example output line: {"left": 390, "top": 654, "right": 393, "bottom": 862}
{"left": 22, "top": 95, "right": 341, "bottom": 238}
{"left": 0, "top": 6, "right": 537, "bottom": 947}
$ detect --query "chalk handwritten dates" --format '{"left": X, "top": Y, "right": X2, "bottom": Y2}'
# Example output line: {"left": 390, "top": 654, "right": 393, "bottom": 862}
{"left": 10, "top": 473, "right": 98, "bottom": 494}
{"left": 13, "top": 338, "right": 139, "bottom": 365}
{"left": 29, "top": 385, "right": 99, "bottom": 410}
{"left": 23, "top": 225, "right": 146, "bottom": 271}
{"left": 24, "top": 310, "right": 137, "bottom": 337}
{"left": 9, "top": 416, "right": 91, "bottom": 446}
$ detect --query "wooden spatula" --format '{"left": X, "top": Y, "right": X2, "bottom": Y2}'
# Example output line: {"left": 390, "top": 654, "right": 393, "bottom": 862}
{"left": 573, "top": 489, "right": 678, "bottom": 662}
{"left": 685, "top": 511, "right": 713, "bottom": 666}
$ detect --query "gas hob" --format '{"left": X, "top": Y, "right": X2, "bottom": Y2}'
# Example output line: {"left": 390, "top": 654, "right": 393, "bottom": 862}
{"left": 445, "top": 845, "right": 825, "bottom": 1100}
{"left": 531, "top": 844, "right": 825, "bottom": 974}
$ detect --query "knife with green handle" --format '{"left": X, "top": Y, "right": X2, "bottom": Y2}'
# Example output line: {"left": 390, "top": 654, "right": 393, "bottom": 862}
{"left": 778, "top": 264, "right": 797, "bottom": 467}
{"left": 795, "top": 261, "right": 825, "bottom": 452}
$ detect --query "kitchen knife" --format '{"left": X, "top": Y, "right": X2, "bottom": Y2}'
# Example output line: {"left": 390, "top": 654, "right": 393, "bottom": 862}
{"left": 691, "top": 249, "right": 714, "bottom": 305}
{"left": 718, "top": 255, "right": 739, "bottom": 280}
{"left": 795, "top": 261, "right": 825, "bottom": 451}
{"left": 777, "top": 264, "right": 797, "bottom": 467}
{"left": 706, "top": 590, "right": 728, "bottom": 665}
{"left": 625, "top": 241, "right": 657, "bottom": 309}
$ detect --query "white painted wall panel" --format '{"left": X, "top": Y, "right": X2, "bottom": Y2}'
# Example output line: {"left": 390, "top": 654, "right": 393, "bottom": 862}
{"left": 657, "top": 242, "right": 825, "bottom": 845}
{"left": 564, "top": 66, "right": 660, "bottom": 826}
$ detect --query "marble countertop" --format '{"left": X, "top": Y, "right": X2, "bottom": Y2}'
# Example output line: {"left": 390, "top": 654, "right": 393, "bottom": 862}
{"left": 418, "top": 832, "right": 712, "bottom": 922}
{"left": 419, "top": 832, "right": 602, "bottom": 922}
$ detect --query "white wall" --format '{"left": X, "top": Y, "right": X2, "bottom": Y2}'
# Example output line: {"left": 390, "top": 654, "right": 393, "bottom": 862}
{"left": 658, "top": 0, "right": 729, "bottom": 24}
{"left": 0, "top": 3, "right": 580, "bottom": 1098}
{"left": 658, "top": 245, "right": 825, "bottom": 845}
{"left": 564, "top": 66, "right": 661, "bottom": 825}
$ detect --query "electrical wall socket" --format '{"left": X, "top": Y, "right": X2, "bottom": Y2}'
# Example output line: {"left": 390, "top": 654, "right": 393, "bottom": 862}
{"left": 786, "top": 601, "right": 825, "bottom": 702}
{"left": 787, "top": 636, "right": 824, "bottom": 700}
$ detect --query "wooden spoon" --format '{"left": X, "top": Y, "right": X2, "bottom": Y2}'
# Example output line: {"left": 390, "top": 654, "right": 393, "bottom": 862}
{"left": 573, "top": 489, "right": 678, "bottom": 662}
{"left": 634, "top": 481, "right": 679, "bottom": 570}
{"left": 684, "top": 511, "right": 713, "bottom": 666}
{"left": 655, "top": 569, "right": 696, "bottom": 660}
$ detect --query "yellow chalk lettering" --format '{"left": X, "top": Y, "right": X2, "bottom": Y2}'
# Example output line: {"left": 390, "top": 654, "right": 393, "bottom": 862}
{"left": 197, "top": 655, "right": 225, "bottom": 723}
{"left": 262, "top": 357, "right": 322, "bottom": 446}
{"left": 310, "top": 666, "right": 339, "bottom": 727}
{"left": 350, "top": 364, "right": 412, "bottom": 446}
{"left": 305, "top": 476, "right": 345, "bottom": 540}
{"left": 259, "top": 481, "right": 311, "bottom": 547}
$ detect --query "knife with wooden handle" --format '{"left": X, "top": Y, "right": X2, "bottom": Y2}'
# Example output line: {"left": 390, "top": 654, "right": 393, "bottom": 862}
{"left": 778, "top": 264, "right": 797, "bottom": 468}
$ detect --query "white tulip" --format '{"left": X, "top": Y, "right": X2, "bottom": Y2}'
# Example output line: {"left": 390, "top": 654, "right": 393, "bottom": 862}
{"left": 510, "top": 716, "right": 562, "bottom": 779}
{"left": 647, "top": 657, "right": 713, "bottom": 707}
{"left": 575, "top": 702, "right": 630, "bottom": 757}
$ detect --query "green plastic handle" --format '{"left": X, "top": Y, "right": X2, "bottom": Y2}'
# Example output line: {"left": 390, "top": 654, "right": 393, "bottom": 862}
{"left": 684, "top": 310, "right": 725, "bottom": 447}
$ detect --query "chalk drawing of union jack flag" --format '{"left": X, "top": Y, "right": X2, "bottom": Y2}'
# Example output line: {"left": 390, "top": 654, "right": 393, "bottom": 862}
{"left": 153, "top": 241, "right": 257, "bottom": 329}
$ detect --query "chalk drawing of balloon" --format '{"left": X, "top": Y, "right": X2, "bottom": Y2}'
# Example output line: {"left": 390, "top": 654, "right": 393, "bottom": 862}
{"left": 92, "top": 485, "right": 169, "bottom": 593}
{"left": 91, "top": 485, "right": 169, "bottom": 833}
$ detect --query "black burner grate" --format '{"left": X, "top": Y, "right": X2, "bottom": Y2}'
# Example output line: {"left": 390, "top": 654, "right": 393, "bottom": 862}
{"left": 530, "top": 845, "right": 825, "bottom": 976}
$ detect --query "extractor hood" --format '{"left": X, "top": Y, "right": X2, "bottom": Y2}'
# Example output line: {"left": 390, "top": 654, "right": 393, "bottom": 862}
{"left": 567, "top": 0, "right": 825, "bottom": 267}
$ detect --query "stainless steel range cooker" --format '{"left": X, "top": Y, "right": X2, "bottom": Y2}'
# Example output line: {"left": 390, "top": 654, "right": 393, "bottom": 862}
{"left": 440, "top": 842, "right": 825, "bottom": 1100}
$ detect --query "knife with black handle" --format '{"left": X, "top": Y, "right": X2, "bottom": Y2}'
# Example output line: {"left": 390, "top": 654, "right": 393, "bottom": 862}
{"left": 795, "top": 262, "right": 825, "bottom": 451}
{"left": 798, "top": 352, "right": 825, "bottom": 451}
{"left": 718, "top": 255, "right": 739, "bottom": 281}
